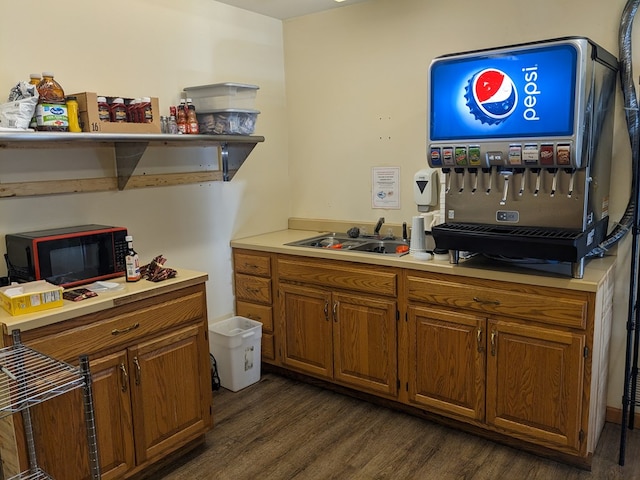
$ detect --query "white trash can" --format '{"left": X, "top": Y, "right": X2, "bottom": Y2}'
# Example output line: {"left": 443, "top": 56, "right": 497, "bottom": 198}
{"left": 209, "top": 316, "right": 262, "bottom": 392}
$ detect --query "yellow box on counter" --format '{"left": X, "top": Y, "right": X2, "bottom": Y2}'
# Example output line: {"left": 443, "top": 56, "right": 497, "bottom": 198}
{"left": 71, "top": 92, "right": 161, "bottom": 134}
{"left": 0, "top": 281, "right": 63, "bottom": 316}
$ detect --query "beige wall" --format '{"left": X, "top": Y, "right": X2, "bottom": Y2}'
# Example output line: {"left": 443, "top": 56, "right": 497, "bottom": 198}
{"left": 283, "top": 0, "right": 634, "bottom": 408}
{"left": 0, "top": 0, "right": 290, "bottom": 321}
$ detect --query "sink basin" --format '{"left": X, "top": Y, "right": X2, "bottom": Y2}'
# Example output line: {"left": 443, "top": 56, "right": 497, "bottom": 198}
{"left": 286, "top": 234, "right": 409, "bottom": 256}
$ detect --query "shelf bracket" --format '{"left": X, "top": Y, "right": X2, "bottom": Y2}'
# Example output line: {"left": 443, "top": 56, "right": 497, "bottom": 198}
{"left": 114, "top": 141, "right": 149, "bottom": 190}
{"left": 221, "top": 142, "right": 258, "bottom": 181}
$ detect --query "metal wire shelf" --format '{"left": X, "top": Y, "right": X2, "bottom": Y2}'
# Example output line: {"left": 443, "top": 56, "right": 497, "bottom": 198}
{"left": 0, "top": 344, "right": 85, "bottom": 418}
{"left": 8, "top": 467, "right": 52, "bottom": 479}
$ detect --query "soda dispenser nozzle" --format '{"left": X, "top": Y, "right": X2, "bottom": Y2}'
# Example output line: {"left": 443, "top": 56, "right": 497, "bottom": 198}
{"left": 548, "top": 168, "right": 558, "bottom": 197}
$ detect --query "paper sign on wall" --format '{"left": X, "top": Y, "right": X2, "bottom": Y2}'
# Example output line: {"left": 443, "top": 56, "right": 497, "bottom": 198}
{"left": 372, "top": 167, "right": 400, "bottom": 209}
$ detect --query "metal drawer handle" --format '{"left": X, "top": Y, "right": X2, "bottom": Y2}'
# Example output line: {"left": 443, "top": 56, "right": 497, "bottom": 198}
{"left": 134, "top": 357, "right": 141, "bottom": 385}
{"left": 477, "top": 327, "right": 483, "bottom": 353}
{"left": 473, "top": 297, "right": 500, "bottom": 306}
{"left": 247, "top": 287, "right": 261, "bottom": 293}
{"left": 112, "top": 322, "right": 140, "bottom": 335}
{"left": 247, "top": 313, "right": 262, "bottom": 321}
{"left": 120, "top": 363, "right": 128, "bottom": 392}
{"left": 490, "top": 330, "right": 497, "bottom": 356}
{"left": 244, "top": 263, "right": 259, "bottom": 269}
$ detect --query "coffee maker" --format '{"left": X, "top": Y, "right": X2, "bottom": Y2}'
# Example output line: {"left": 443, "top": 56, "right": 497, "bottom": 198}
{"left": 426, "top": 37, "right": 618, "bottom": 278}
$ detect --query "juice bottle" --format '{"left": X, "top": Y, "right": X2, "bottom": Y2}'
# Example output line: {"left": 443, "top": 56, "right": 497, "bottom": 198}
{"left": 35, "top": 72, "right": 69, "bottom": 131}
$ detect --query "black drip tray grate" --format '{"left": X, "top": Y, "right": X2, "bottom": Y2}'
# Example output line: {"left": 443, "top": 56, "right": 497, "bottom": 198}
{"left": 432, "top": 222, "right": 606, "bottom": 263}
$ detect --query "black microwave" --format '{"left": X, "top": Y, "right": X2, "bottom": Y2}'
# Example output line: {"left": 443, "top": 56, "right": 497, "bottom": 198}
{"left": 5, "top": 224, "right": 128, "bottom": 288}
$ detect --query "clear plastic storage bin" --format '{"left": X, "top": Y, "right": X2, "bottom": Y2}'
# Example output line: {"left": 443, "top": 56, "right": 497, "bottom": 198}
{"left": 197, "top": 109, "right": 259, "bottom": 135}
{"left": 209, "top": 316, "right": 262, "bottom": 391}
{"left": 183, "top": 82, "right": 259, "bottom": 111}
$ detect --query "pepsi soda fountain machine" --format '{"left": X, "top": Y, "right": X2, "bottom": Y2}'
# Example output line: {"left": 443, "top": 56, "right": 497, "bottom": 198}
{"left": 427, "top": 37, "right": 618, "bottom": 278}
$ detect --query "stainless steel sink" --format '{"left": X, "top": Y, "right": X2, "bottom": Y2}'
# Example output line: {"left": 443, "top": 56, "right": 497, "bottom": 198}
{"left": 286, "top": 233, "right": 409, "bottom": 256}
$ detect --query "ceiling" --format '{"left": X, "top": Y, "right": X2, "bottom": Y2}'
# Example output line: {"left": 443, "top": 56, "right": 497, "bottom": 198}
{"left": 215, "top": 0, "right": 371, "bottom": 19}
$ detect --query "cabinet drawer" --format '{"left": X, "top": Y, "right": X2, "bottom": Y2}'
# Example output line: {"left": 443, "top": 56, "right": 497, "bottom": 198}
{"left": 278, "top": 256, "right": 397, "bottom": 297}
{"left": 23, "top": 289, "right": 206, "bottom": 362}
{"left": 236, "top": 301, "right": 273, "bottom": 332}
{"left": 406, "top": 272, "right": 588, "bottom": 329}
{"left": 235, "top": 274, "right": 272, "bottom": 304}
{"left": 234, "top": 251, "right": 271, "bottom": 277}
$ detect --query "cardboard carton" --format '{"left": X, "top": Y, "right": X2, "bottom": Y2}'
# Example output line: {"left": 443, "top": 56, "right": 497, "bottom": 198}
{"left": 71, "top": 92, "right": 161, "bottom": 134}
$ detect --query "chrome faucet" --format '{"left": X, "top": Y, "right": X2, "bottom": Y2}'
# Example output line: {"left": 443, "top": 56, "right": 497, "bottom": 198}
{"left": 374, "top": 217, "right": 385, "bottom": 236}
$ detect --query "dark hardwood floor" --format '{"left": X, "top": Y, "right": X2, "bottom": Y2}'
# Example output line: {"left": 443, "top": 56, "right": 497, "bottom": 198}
{"left": 158, "top": 373, "right": 640, "bottom": 479}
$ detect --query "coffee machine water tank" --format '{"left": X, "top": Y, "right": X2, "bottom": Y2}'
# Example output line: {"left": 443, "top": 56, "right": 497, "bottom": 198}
{"left": 414, "top": 168, "right": 438, "bottom": 212}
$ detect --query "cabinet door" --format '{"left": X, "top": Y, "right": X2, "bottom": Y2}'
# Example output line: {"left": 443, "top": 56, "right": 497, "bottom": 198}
{"left": 407, "top": 305, "right": 486, "bottom": 421}
{"left": 91, "top": 351, "right": 136, "bottom": 480}
{"left": 279, "top": 283, "right": 333, "bottom": 378}
{"left": 486, "top": 319, "right": 585, "bottom": 452}
{"left": 332, "top": 292, "right": 397, "bottom": 396}
{"left": 128, "top": 323, "right": 212, "bottom": 464}
{"left": 27, "top": 351, "right": 135, "bottom": 480}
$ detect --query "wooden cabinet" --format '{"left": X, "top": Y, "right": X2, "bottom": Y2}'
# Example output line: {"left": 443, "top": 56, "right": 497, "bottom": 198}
{"left": 405, "top": 270, "right": 607, "bottom": 458}
{"left": 277, "top": 256, "right": 399, "bottom": 397}
{"left": 229, "top": 245, "right": 614, "bottom": 466}
{"left": 5, "top": 282, "right": 213, "bottom": 480}
{"left": 233, "top": 249, "right": 276, "bottom": 362}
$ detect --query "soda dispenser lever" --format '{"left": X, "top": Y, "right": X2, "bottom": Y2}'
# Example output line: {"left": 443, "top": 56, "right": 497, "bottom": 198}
{"left": 443, "top": 168, "right": 452, "bottom": 193}
{"left": 549, "top": 168, "right": 558, "bottom": 197}
{"left": 482, "top": 167, "right": 492, "bottom": 194}
{"left": 470, "top": 168, "right": 478, "bottom": 193}
{"left": 516, "top": 168, "right": 526, "bottom": 196}
{"left": 565, "top": 168, "right": 576, "bottom": 198}
{"left": 500, "top": 170, "right": 512, "bottom": 206}
{"left": 532, "top": 168, "right": 541, "bottom": 196}
{"left": 455, "top": 168, "right": 465, "bottom": 193}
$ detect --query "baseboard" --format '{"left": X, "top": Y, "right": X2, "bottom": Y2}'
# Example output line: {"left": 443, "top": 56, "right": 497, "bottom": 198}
{"left": 606, "top": 406, "right": 640, "bottom": 425}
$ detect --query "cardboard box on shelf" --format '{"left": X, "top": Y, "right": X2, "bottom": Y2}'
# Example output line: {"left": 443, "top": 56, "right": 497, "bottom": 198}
{"left": 0, "top": 281, "right": 63, "bottom": 316}
{"left": 71, "top": 92, "right": 161, "bottom": 134}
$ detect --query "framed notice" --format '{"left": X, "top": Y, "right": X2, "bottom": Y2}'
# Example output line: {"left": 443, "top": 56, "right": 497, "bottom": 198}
{"left": 372, "top": 167, "right": 400, "bottom": 209}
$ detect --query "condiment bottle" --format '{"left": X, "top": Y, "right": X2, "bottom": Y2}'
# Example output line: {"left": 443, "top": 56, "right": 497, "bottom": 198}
{"left": 110, "top": 98, "right": 128, "bottom": 123}
{"left": 66, "top": 96, "right": 82, "bottom": 133}
{"left": 125, "top": 235, "right": 141, "bottom": 282}
{"left": 97, "top": 96, "right": 111, "bottom": 122}
{"left": 139, "top": 97, "right": 153, "bottom": 123}
{"left": 168, "top": 106, "right": 178, "bottom": 134}
{"left": 28, "top": 74, "right": 41, "bottom": 129}
{"left": 127, "top": 98, "right": 138, "bottom": 123}
{"left": 176, "top": 99, "right": 188, "bottom": 134}
{"left": 35, "top": 72, "right": 69, "bottom": 131}
{"left": 186, "top": 98, "right": 199, "bottom": 134}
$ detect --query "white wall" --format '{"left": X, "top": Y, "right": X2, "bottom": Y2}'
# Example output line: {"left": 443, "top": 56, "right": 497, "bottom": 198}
{"left": 283, "top": 0, "right": 635, "bottom": 408}
{"left": 0, "top": 0, "right": 290, "bottom": 321}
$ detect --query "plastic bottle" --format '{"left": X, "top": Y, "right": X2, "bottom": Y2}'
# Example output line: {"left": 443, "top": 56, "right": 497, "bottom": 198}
{"left": 168, "top": 106, "right": 178, "bottom": 134}
{"left": 125, "top": 235, "right": 141, "bottom": 282}
{"left": 139, "top": 97, "right": 153, "bottom": 123}
{"left": 186, "top": 98, "right": 199, "bottom": 134}
{"left": 28, "top": 74, "right": 41, "bottom": 130}
{"left": 35, "top": 72, "right": 69, "bottom": 131}
{"left": 66, "top": 96, "right": 82, "bottom": 133}
{"left": 110, "top": 98, "right": 128, "bottom": 123}
{"left": 176, "top": 99, "right": 188, "bottom": 134}
{"left": 97, "top": 96, "right": 111, "bottom": 122}
{"left": 127, "top": 98, "right": 138, "bottom": 123}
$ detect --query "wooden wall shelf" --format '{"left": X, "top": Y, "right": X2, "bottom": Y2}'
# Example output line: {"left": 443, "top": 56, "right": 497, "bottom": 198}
{"left": 0, "top": 132, "right": 265, "bottom": 197}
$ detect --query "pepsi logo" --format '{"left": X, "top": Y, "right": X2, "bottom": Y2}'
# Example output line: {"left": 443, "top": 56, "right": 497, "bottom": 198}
{"left": 465, "top": 69, "right": 518, "bottom": 125}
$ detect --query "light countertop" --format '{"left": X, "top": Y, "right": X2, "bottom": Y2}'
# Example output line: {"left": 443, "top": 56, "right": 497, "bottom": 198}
{"left": 231, "top": 228, "right": 616, "bottom": 293}
{"left": 0, "top": 268, "right": 208, "bottom": 334}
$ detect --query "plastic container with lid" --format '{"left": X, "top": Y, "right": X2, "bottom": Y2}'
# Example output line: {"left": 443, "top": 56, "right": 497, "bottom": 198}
{"left": 183, "top": 82, "right": 259, "bottom": 111}
{"left": 110, "top": 98, "right": 128, "bottom": 123}
{"left": 196, "top": 109, "right": 259, "bottom": 135}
